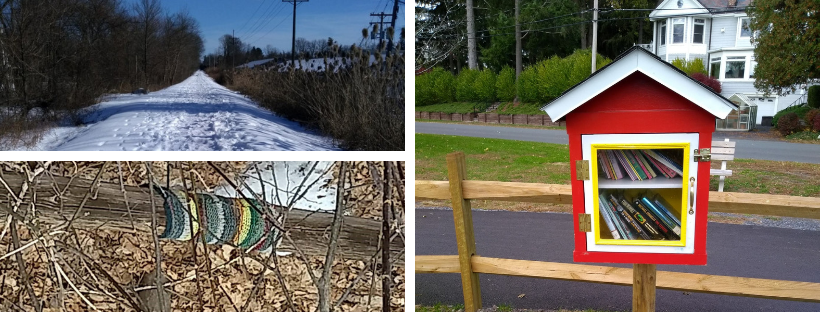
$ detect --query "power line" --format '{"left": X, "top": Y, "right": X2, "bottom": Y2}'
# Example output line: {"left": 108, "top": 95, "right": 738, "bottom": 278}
{"left": 244, "top": 3, "right": 288, "bottom": 45}
{"left": 235, "top": 0, "right": 269, "bottom": 36}
{"left": 238, "top": 0, "right": 278, "bottom": 39}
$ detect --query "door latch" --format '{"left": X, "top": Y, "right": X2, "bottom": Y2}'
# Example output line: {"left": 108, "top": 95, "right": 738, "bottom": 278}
{"left": 693, "top": 148, "right": 711, "bottom": 162}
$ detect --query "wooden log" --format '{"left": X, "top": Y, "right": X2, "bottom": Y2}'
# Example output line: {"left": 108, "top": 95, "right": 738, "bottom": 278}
{"left": 415, "top": 256, "right": 820, "bottom": 303}
{"left": 415, "top": 180, "right": 820, "bottom": 220}
{"left": 633, "top": 264, "right": 656, "bottom": 312}
{"left": 446, "top": 152, "right": 482, "bottom": 312}
{"left": 0, "top": 172, "right": 403, "bottom": 263}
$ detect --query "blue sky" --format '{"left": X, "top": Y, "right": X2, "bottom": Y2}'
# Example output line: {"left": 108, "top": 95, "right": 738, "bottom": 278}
{"left": 125, "top": 0, "right": 405, "bottom": 56}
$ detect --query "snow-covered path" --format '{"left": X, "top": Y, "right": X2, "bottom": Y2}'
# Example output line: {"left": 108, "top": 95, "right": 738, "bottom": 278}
{"left": 26, "top": 71, "right": 337, "bottom": 151}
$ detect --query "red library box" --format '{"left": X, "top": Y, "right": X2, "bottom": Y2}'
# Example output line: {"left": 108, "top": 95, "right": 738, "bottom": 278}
{"left": 543, "top": 47, "right": 737, "bottom": 265}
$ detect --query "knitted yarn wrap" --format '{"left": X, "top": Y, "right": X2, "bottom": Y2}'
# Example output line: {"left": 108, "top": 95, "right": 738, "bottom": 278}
{"left": 155, "top": 186, "right": 282, "bottom": 254}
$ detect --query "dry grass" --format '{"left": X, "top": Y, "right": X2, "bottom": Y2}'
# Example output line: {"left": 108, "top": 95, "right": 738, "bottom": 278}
{"left": 230, "top": 47, "right": 404, "bottom": 151}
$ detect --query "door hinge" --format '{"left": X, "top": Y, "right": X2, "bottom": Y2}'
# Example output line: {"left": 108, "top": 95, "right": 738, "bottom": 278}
{"left": 576, "top": 160, "right": 590, "bottom": 180}
{"left": 578, "top": 213, "right": 591, "bottom": 232}
{"left": 694, "top": 148, "right": 711, "bottom": 162}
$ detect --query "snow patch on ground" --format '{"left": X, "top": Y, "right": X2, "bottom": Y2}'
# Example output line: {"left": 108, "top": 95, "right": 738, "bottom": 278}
{"left": 214, "top": 161, "right": 337, "bottom": 212}
{"left": 16, "top": 71, "right": 337, "bottom": 151}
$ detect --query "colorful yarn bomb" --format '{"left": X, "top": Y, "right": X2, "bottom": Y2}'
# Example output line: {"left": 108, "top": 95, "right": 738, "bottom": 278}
{"left": 154, "top": 186, "right": 282, "bottom": 254}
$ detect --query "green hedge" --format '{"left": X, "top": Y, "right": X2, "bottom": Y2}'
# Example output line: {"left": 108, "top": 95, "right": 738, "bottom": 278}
{"left": 496, "top": 67, "right": 516, "bottom": 102}
{"left": 517, "top": 50, "right": 611, "bottom": 103}
{"left": 671, "top": 58, "right": 707, "bottom": 76}
{"left": 455, "top": 69, "right": 479, "bottom": 102}
{"left": 474, "top": 69, "right": 497, "bottom": 102}
{"left": 415, "top": 68, "right": 455, "bottom": 106}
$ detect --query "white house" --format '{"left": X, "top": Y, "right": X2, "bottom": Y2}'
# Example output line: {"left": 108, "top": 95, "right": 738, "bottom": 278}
{"left": 647, "top": 0, "right": 808, "bottom": 126}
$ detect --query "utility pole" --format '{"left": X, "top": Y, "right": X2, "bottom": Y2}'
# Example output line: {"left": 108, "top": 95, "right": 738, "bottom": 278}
{"left": 370, "top": 12, "right": 390, "bottom": 47}
{"left": 232, "top": 29, "right": 235, "bottom": 69}
{"left": 591, "top": 0, "right": 598, "bottom": 74}
{"left": 283, "top": 0, "right": 309, "bottom": 68}
{"left": 387, "top": 0, "right": 400, "bottom": 55}
{"left": 466, "top": 0, "right": 477, "bottom": 69}
{"left": 515, "top": 0, "right": 522, "bottom": 79}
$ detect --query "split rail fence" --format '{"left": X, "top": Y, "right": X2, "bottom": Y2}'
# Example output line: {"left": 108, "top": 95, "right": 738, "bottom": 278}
{"left": 415, "top": 152, "right": 820, "bottom": 312}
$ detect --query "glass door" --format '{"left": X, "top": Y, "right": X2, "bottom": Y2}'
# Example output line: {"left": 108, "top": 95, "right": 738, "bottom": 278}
{"left": 581, "top": 133, "right": 699, "bottom": 254}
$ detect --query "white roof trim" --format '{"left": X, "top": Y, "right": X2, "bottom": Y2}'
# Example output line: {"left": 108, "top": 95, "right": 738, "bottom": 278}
{"left": 542, "top": 49, "right": 736, "bottom": 121}
{"left": 649, "top": 0, "right": 709, "bottom": 18}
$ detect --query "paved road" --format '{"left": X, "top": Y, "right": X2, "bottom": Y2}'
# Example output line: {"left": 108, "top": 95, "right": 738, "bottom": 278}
{"left": 416, "top": 122, "right": 820, "bottom": 164}
{"left": 416, "top": 208, "right": 820, "bottom": 312}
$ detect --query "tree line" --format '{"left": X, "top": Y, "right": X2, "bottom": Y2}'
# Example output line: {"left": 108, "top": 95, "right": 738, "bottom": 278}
{"left": 0, "top": 0, "right": 204, "bottom": 118}
{"left": 415, "top": 0, "right": 658, "bottom": 73}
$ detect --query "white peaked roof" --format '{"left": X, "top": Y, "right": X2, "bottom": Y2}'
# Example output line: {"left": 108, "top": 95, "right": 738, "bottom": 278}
{"left": 541, "top": 47, "right": 736, "bottom": 121}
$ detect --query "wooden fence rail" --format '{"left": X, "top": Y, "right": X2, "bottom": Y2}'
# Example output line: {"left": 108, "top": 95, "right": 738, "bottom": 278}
{"left": 415, "top": 151, "right": 820, "bottom": 312}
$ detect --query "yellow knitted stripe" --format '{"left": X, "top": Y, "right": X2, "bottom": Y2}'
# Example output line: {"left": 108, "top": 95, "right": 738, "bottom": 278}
{"left": 233, "top": 198, "right": 252, "bottom": 245}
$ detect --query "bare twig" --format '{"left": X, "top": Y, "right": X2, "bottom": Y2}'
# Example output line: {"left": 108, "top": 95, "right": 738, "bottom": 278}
{"left": 189, "top": 163, "right": 219, "bottom": 309}
{"left": 10, "top": 218, "right": 42, "bottom": 312}
{"left": 116, "top": 161, "right": 137, "bottom": 231}
{"left": 146, "top": 162, "right": 167, "bottom": 312}
{"left": 382, "top": 161, "right": 392, "bottom": 312}
{"left": 178, "top": 164, "right": 204, "bottom": 312}
{"left": 317, "top": 161, "right": 348, "bottom": 312}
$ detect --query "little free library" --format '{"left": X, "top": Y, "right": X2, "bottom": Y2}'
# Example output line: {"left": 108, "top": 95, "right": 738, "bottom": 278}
{"left": 543, "top": 46, "right": 736, "bottom": 266}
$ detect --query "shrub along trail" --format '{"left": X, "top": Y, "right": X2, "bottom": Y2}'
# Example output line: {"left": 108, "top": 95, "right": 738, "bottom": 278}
{"left": 19, "top": 71, "right": 338, "bottom": 151}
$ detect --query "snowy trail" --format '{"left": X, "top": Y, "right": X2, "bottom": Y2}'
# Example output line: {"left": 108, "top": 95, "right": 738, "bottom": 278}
{"left": 27, "top": 71, "right": 337, "bottom": 151}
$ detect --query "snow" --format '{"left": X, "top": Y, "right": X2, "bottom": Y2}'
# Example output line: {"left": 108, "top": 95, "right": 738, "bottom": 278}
{"left": 213, "top": 161, "right": 337, "bottom": 212}
{"left": 237, "top": 58, "right": 275, "bottom": 69}
{"left": 237, "top": 55, "right": 380, "bottom": 72}
{"left": 17, "top": 71, "right": 338, "bottom": 151}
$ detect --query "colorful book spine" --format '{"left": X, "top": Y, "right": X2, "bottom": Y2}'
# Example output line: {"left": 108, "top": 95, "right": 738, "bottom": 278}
{"left": 601, "top": 193, "right": 633, "bottom": 240}
{"left": 634, "top": 198, "right": 679, "bottom": 240}
{"left": 598, "top": 199, "right": 622, "bottom": 239}
{"left": 622, "top": 150, "right": 648, "bottom": 180}
{"left": 606, "top": 150, "right": 624, "bottom": 180}
{"left": 608, "top": 194, "right": 651, "bottom": 240}
{"left": 632, "top": 150, "right": 657, "bottom": 178}
{"left": 598, "top": 151, "right": 612, "bottom": 179}
{"left": 619, "top": 196, "right": 664, "bottom": 240}
{"left": 645, "top": 150, "right": 683, "bottom": 175}
{"left": 641, "top": 196, "right": 681, "bottom": 236}
{"left": 642, "top": 150, "right": 675, "bottom": 178}
{"left": 652, "top": 194, "right": 683, "bottom": 228}
{"left": 615, "top": 150, "right": 640, "bottom": 181}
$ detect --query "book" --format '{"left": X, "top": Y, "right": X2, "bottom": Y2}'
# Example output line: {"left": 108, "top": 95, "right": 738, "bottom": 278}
{"left": 619, "top": 195, "right": 664, "bottom": 240}
{"left": 613, "top": 150, "right": 637, "bottom": 181}
{"left": 642, "top": 150, "right": 676, "bottom": 178}
{"left": 652, "top": 194, "right": 683, "bottom": 228}
{"left": 598, "top": 199, "right": 622, "bottom": 239}
{"left": 632, "top": 150, "right": 657, "bottom": 178}
{"left": 597, "top": 151, "right": 612, "bottom": 179}
{"left": 600, "top": 193, "right": 633, "bottom": 240}
{"left": 620, "top": 150, "right": 647, "bottom": 180}
{"left": 628, "top": 150, "right": 652, "bottom": 179}
{"left": 608, "top": 194, "right": 651, "bottom": 240}
{"left": 644, "top": 150, "right": 683, "bottom": 176}
{"left": 641, "top": 196, "right": 682, "bottom": 236}
{"left": 606, "top": 150, "right": 625, "bottom": 180}
{"left": 616, "top": 150, "right": 641, "bottom": 181}
{"left": 634, "top": 198, "right": 679, "bottom": 240}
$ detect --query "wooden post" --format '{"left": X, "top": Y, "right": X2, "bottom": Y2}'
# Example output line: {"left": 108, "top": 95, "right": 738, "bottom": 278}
{"left": 633, "top": 263, "right": 657, "bottom": 312}
{"left": 446, "top": 152, "right": 482, "bottom": 312}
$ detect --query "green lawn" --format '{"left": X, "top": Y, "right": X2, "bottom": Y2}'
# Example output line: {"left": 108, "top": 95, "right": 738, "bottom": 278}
{"left": 416, "top": 134, "right": 820, "bottom": 197}
{"left": 416, "top": 102, "right": 492, "bottom": 114}
{"left": 415, "top": 133, "right": 571, "bottom": 184}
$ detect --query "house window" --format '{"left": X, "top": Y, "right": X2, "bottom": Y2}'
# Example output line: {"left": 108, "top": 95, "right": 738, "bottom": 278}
{"left": 739, "top": 18, "right": 751, "bottom": 38}
{"left": 672, "top": 18, "right": 685, "bottom": 43}
{"left": 710, "top": 57, "right": 721, "bottom": 79}
{"left": 693, "top": 19, "right": 705, "bottom": 44}
{"left": 749, "top": 60, "right": 756, "bottom": 79}
{"left": 725, "top": 56, "right": 746, "bottom": 79}
{"left": 659, "top": 21, "right": 667, "bottom": 45}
